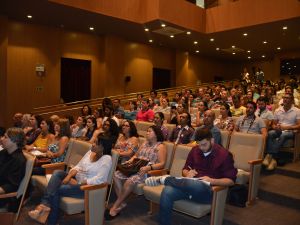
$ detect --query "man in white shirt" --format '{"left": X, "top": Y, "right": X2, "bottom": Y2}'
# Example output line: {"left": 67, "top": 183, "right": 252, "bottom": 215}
{"left": 264, "top": 93, "right": 300, "bottom": 170}
{"left": 29, "top": 145, "right": 112, "bottom": 225}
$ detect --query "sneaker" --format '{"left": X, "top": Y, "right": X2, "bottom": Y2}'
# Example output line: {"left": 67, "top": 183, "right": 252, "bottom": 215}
{"left": 262, "top": 154, "right": 272, "bottom": 167}
{"left": 267, "top": 159, "right": 277, "bottom": 171}
{"left": 145, "top": 175, "right": 170, "bottom": 186}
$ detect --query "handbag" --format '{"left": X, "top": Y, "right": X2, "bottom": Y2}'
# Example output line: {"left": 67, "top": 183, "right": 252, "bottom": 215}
{"left": 117, "top": 158, "right": 149, "bottom": 177}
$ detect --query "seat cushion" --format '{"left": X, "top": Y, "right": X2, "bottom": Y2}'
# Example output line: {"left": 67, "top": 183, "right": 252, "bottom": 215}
{"left": 143, "top": 185, "right": 211, "bottom": 218}
{"left": 235, "top": 169, "right": 250, "bottom": 185}
{"left": 133, "top": 183, "right": 145, "bottom": 195}
{"left": 31, "top": 175, "right": 47, "bottom": 192}
{"left": 60, "top": 197, "right": 84, "bottom": 215}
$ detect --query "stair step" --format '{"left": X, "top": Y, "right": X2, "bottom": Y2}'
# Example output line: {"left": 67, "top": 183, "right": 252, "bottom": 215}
{"left": 258, "top": 174, "right": 300, "bottom": 210}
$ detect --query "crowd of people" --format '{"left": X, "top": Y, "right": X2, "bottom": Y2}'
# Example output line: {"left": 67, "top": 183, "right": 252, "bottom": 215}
{"left": 1, "top": 73, "right": 300, "bottom": 224}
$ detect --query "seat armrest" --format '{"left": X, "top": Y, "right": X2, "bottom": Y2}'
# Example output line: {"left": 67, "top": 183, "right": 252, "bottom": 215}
{"left": 80, "top": 183, "right": 108, "bottom": 191}
{"left": 248, "top": 159, "right": 263, "bottom": 165}
{"left": 42, "top": 162, "right": 66, "bottom": 174}
{"left": 0, "top": 192, "right": 17, "bottom": 199}
{"left": 212, "top": 185, "right": 227, "bottom": 192}
{"left": 147, "top": 169, "right": 168, "bottom": 176}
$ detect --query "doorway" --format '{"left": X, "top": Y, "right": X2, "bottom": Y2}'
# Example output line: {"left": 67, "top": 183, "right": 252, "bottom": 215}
{"left": 60, "top": 58, "right": 91, "bottom": 103}
{"left": 152, "top": 68, "right": 171, "bottom": 90}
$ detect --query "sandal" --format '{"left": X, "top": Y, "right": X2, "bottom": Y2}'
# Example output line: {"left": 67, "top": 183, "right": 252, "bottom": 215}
{"left": 28, "top": 204, "right": 51, "bottom": 224}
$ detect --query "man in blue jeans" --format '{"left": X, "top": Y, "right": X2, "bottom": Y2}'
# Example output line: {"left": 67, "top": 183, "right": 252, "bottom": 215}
{"left": 145, "top": 128, "right": 237, "bottom": 225}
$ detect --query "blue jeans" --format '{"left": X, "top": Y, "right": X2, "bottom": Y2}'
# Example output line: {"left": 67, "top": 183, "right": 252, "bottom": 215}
{"left": 159, "top": 177, "right": 212, "bottom": 225}
{"left": 41, "top": 170, "right": 84, "bottom": 225}
{"left": 266, "top": 130, "right": 294, "bottom": 156}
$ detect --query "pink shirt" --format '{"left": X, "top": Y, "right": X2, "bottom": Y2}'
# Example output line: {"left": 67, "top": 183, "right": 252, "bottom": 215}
{"left": 136, "top": 109, "right": 154, "bottom": 122}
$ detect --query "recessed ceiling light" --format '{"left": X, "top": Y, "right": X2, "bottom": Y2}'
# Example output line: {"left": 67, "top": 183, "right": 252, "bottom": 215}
{"left": 144, "top": 28, "right": 149, "bottom": 32}
{"left": 263, "top": 41, "right": 267, "bottom": 44}
{"left": 194, "top": 41, "right": 198, "bottom": 45}
{"left": 243, "top": 33, "right": 248, "bottom": 36}
{"left": 161, "top": 24, "right": 166, "bottom": 27}
{"left": 216, "top": 47, "right": 220, "bottom": 51}
{"left": 232, "top": 52, "right": 236, "bottom": 55}
{"left": 170, "top": 35, "right": 174, "bottom": 38}
{"left": 286, "top": 62, "right": 289, "bottom": 64}
{"left": 89, "top": 27, "right": 94, "bottom": 31}
{"left": 247, "top": 50, "right": 251, "bottom": 53}
{"left": 196, "top": 50, "right": 199, "bottom": 53}
{"left": 210, "top": 38, "right": 214, "bottom": 42}
{"left": 232, "top": 45, "right": 235, "bottom": 48}
{"left": 282, "top": 26, "right": 288, "bottom": 30}
{"left": 186, "top": 31, "right": 191, "bottom": 35}
{"left": 262, "top": 55, "right": 266, "bottom": 58}
{"left": 277, "top": 47, "right": 281, "bottom": 50}
{"left": 294, "top": 66, "right": 297, "bottom": 68}
{"left": 248, "top": 56, "right": 251, "bottom": 59}
{"left": 27, "top": 15, "right": 32, "bottom": 19}
{"left": 149, "top": 39, "right": 153, "bottom": 43}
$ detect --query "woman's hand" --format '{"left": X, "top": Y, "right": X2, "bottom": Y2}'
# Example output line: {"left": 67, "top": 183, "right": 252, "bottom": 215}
{"left": 46, "top": 151, "right": 54, "bottom": 158}
{"left": 139, "top": 166, "right": 151, "bottom": 175}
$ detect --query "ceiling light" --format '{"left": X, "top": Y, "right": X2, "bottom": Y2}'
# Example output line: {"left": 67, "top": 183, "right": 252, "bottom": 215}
{"left": 248, "top": 56, "right": 251, "bottom": 59}
{"left": 186, "top": 31, "right": 191, "bottom": 35}
{"left": 196, "top": 50, "right": 199, "bottom": 53}
{"left": 161, "top": 24, "right": 166, "bottom": 27}
{"left": 216, "top": 47, "right": 220, "bottom": 51}
{"left": 210, "top": 38, "right": 214, "bottom": 42}
{"left": 247, "top": 50, "right": 251, "bottom": 53}
{"left": 89, "top": 27, "right": 94, "bottom": 31}
{"left": 170, "top": 35, "right": 174, "bottom": 38}
{"left": 144, "top": 28, "right": 149, "bottom": 32}
{"left": 243, "top": 33, "right": 248, "bottom": 36}
{"left": 282, "top": 26, "right": 288, "bottom": 30}
{"left": 232, "top": 52, "right": 236, "bottom": 55}
{"left": 263, "top": 41, "right": 267, "bottom": 44}
{"left": 27, "top": 15, "right": 32, "bottom": 19}
{"left": 277, "top": 47, "right": 281, "bottom": 50}
{"left": 194, "top": 41, "right": 198, "bottom": 45}
{"left": 262, "top": 55, "right": 265, "bottom": 58}
{"left": 232, "top": 45, "right": 235, "bottom": 48}
{"left": 294, "top": 66, "right": 297, "bottom": 68}
{"left": 149, "top": 39, "right": 153, "bottom": 43}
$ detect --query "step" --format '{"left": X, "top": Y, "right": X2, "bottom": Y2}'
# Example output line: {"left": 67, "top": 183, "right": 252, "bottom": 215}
{"left": 258, "top": 173, "right": 300, "bottom": 210}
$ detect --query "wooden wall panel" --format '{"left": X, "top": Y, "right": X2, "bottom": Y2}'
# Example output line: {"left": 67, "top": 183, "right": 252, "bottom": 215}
{"left": 0, "top": 16, "right": 8, "bottom": 127}
{"left": 206, "top": 0, "right": 300, "bottom": 33}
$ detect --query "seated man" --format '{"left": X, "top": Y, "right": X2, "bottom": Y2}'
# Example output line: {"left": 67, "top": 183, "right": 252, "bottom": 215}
{"left": 136, "top": 98, "right": 155, "bottom": 122}
{"left": 255, "top": 96, "right": 274, "bottom": 128}
{"left": 235, "top": 101, "right": 267, "bottom": 138}
{"left": 0, "top": 127, "right": 26, "bottom": 212}
{"left": 191, "top": 110, "right": 222, "bottom": 145}
{"left": 169, "top": 112, "right": 194, "bottom": 144}
{"left": 145, "top": 128, "right": 237, "bottom": 225}
{"left": 264, "top": 93, "right": 300, "bottom": 170}
{"left": 28, "top": 145, "right": 112, "bottom": 225}
{"left": 113, "top": 99, "right": 125, "bottom": 119}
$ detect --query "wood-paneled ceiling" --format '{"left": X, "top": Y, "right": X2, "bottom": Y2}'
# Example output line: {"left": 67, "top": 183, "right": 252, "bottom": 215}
{"left": 1, "top": 0, "right": 300, "bottom": 62}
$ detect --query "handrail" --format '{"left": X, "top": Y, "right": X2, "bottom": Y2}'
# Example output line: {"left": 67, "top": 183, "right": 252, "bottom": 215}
{"left": 32, "top": 79, "right": 239, "bottom": 117}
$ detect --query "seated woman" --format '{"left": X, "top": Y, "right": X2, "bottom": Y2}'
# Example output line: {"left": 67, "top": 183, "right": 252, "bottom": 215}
{"left": 114, "top": 120, "right": 139, "bottom": 163}
{"left": 154, "top": 98, "right": 170, "bottom": 114}
{"left": 214, "top": 103, "right": 234, "bottom": 131}
{"left": 106, "top": 125, "right": 167, "bottom": 219}
{"left": 193, "top": 101, "right": 208, "bottom": 127}
{"left": 28, "top": 145, "right": 112, "bottom": 225}
{"left": 24, "top": 114, "right": 43, "bottom": 145}
{"left": 81, "top": 104, "right": 92, "bottom": 117}
{"left": 124, "top": 101, "right": 138, "bottom": 121}
{"left": 70, "top": 116, "right": 87, "bottom": 138}
{"left": 97, "top": 119, "right": 120, "bottom": 155}
{"left": 25, "top": 119, "right": 55, "bottom": 153}
{"left": 154, "top": 112, "right": 169, "bottom": 141}
{"left": 0, "top": 128, "right": 26, "bottom": 211}
{"left": 81, "top": 116, "right": 97, "bottom": 141}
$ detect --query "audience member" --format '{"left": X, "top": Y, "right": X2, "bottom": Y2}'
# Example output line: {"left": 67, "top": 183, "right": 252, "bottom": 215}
{"left": 230, "top": 95, "right": 246, "bottom": 117}
{"left": 70, "top": 116, "right": 87, "bottom": 138}
{"left": 214, "top": 103, "right": 234, "bottom": 131}
{"left": 81, "top": 105, "right": 92, "bottom": 117}
{"left": 154, "top": 112, "right": 169, "bottom": 141}
{"left": 106, "top": 126, "right": 166, "bottom": 220}
{"left": 169, "top": 112, "right": 194, "bottom": 144}
{"left": 136, "top": 98, "right": 155, "bottom": 122}
{"left": 113, "top": 99, "right": 125, "bottom": 119}
{"left": 255, "top": 97, "right": 274, "bottom": 128}
{"left": 124, "top": 101, "right": 138, "bottom": 121}
{"left": 145, "top": 128, "right": 237, "bottom": 225}
{"left": 97, "top": 118, "right": 119, "bottom": 155}
{"left": 28, "top": 145, "right": 112, "bottom": 225}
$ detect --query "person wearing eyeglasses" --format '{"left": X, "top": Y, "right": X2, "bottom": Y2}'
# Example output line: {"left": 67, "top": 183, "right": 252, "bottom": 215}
{"left": 145, "top": 128, "right": 237, "bottom": 225}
